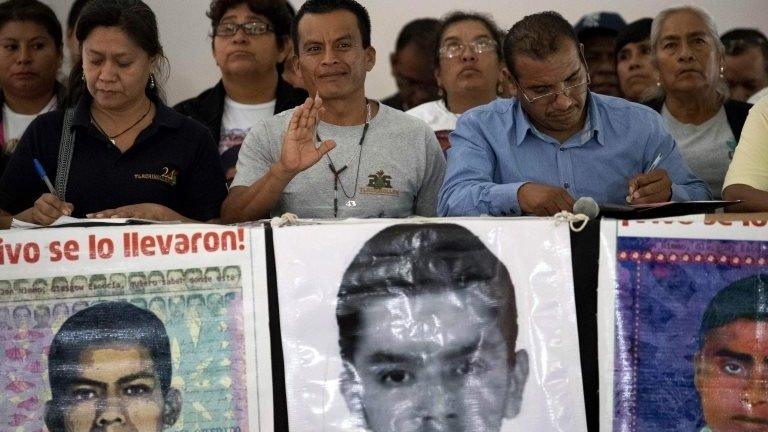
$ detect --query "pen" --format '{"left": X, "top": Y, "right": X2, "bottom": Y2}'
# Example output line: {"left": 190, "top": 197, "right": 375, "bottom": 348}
{"left": 626, "top": 153, "right": 664, "bottom": 203}
{"left": 33, "top": 158, "right": 55, "bottom": 195}
{"left": 646, "top": 153, "right": 663, "bottom": 173}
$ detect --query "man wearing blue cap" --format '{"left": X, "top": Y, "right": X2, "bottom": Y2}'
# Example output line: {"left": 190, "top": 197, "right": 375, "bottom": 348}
{"left": 575, "top": 11, "right": 626, "bottom": 97}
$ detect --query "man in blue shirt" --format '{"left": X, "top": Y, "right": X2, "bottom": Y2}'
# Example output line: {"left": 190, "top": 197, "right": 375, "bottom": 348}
{"left": 438, "top": 11, "right": 711, "bottom": 217}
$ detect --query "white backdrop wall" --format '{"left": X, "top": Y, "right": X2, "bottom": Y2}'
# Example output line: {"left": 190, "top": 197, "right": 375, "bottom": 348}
{"left": 43, "top": 0, "right": 768, "bottom": 106}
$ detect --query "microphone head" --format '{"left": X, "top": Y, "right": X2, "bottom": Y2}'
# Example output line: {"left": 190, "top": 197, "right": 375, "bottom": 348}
{"left": 573, "top": 196, "right": 599, "bottom": 219}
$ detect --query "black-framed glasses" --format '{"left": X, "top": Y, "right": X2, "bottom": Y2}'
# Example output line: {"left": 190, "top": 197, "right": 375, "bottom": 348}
{"left": 439, "top": 37, "right": 498, "bottom": 59}
{"left": 512, "top": 44, "right": 592, "bottom": 104}
{"left": 214, "top": 21, "right": 273, "bottom": 37}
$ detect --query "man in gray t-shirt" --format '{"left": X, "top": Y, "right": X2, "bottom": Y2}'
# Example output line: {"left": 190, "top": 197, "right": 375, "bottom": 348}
{"left": 221, "top": 0, "right": 444, "bottom": 222}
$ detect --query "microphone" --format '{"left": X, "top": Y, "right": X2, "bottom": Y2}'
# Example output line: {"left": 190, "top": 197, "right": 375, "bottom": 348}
{"left": 573, "top": 196, "right": 600, "bottom": 219}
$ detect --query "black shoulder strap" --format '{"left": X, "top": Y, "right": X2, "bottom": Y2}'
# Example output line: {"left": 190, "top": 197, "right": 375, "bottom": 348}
{"left": 55, "top": 107, "right": 76, "bottom": 201}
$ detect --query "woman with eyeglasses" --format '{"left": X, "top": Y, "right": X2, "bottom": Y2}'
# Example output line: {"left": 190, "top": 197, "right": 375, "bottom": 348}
{"left": 0, "top": 0, "right": 66, "bottom": 176}
{"left": 175, "top": 0, "right": 307, "bottom": 185}
{"left": 0, "top": 0, "right": 227, "bottom": 227}
{"left": 407, "top": 12, "right": 504, "bottom": 152}
{"left": 644, "top": 6, "right": 752, "bottom": 198}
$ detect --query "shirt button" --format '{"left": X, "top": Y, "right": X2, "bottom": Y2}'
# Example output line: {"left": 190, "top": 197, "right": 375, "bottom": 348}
{"left": 559, "top": 147, "right": 565, "bottom": 152}
{"left": 564, "top": 182, "right": 570, "bottom": 189}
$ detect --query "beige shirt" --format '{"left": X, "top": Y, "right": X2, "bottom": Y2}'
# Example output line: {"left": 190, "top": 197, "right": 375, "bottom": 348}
{"left": 723, "top": 96, "right": 768, "bottom": 192}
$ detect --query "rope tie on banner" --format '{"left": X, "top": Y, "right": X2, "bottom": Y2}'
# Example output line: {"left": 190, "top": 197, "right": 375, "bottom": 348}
{"left": 554, "top": 211, "right": 590, "bottom": 232}
{"left": 270, "top": 212, "right": 299, "bottom": 227}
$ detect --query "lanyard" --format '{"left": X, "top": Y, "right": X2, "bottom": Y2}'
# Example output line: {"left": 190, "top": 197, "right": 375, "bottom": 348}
{"left": 316, "top": 101, "right": 371, "bottom": 217}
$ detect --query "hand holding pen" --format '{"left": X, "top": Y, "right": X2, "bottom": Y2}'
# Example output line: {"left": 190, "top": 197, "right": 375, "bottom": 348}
{"left": 626, "top": 153, "right": 673, "bottom": 204}
{"left": 23, "top": 158, "right": 74, "bottom": 225}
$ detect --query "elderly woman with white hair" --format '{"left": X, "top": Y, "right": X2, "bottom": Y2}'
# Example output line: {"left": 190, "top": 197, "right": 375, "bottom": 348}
{"left": 644, "top": 5, "right": 751, "bottom": 198}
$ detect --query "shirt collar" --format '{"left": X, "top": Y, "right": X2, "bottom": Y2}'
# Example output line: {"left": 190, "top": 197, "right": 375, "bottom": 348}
{"left": 512, "top": 92, "right": 604, "bottom": 146}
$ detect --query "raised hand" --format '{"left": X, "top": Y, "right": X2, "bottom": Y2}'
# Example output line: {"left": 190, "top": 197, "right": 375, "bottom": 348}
{"left": 276, "top": 94, "right": 336, "bottom": 178}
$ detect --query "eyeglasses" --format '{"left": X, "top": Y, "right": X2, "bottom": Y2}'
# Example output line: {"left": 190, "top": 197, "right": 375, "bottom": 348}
{"left": 214, "top": 21, "right": 273, "bottom": 37}
{"left": 439, "top": 37, "right": 498, "bottom": 59}
{"left": 512, "top": 45, "right": 592, "bottom": 104}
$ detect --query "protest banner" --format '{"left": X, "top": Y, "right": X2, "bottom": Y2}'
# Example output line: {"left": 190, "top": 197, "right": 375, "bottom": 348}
{"left": 0, "top": 224, "right": 272, "bottom": 432}
{"left": 272, "top": 218, "right": 586, "bottom": 432}
{"left": 599, "top": 218, "right": 768, "bottom": 431}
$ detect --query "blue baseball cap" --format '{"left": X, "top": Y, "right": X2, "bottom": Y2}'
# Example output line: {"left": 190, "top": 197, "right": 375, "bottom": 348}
{"left": 574, "top": 12, "right": 627, "bottom": 38}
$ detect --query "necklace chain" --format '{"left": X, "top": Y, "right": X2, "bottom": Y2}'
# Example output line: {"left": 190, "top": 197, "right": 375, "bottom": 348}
{"left": 316, "top": 100, "right": 372, "bottom": 217}
{"left": 90, "top": 101, "right": 152, "bottom": 144}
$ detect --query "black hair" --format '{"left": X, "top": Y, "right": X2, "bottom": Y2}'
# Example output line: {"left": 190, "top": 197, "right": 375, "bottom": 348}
{"left": 504, "top": 11, "right": 578, "bottom": 77}
{"left": 699, "top": 274, "right": 768, "bottom": 347}
{"left": 65, "top": 0, "right": 167, "bottom": 106}
{"left": 149, "top": 296, "right": 166, "bottom": 308}
{"left": 148, "top": 270, "right": 165, "bottom": 282}
{"left": 336, "top": 223, "right": 519, "bottom": 367}
{"left": 51, "top": 276, "right": 69, "bottom": 287}
{"left": 721, "top": 28, "right": 768, "bottom": 75}
{"left": 434, "top": 11, "right": 503, "bottom": 69}
{"left": 395, "top": 17, "right": 440, "bottom": 53}
{"left": 48, "top": 302, "right": 172, "bottom": 396}
{"left": 70, "top": 275, "right": 87, "bottom": 284}
{"left": 12, "top": 305, "right": 30, "bottom": 320}
{"left": 292, "top": 0, "right": 371, "bottom": 54}
{"left": 187, "top": 293, "right": 206, "bottom": 307}
{"left": 0, "top": 0, "right": 62, "bottom": 51}
{"left": 46, "top": 302, "right": 172, "bottom": 431}
{"left": 614, "top": 18, "right": 652, "bottom": 61}
{"left": 207, "top": 0, "right": 293, "bottom": 49}
{"left": 66, "top": 0, "right": 95, "bottom": 31}
{"left": 129, "top": 271, "right": 146, "bottom": 280}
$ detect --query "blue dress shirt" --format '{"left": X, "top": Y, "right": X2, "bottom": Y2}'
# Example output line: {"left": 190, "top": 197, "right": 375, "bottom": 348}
{"left": 438, "top": 93, "right": 712, "bottom": 216}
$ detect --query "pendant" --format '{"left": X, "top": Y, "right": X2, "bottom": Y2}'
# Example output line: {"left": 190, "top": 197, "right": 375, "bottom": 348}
{"left": 345, "top": 200, "right": 357, "bottom": 207}
{"left": 109, "top": 138, "right": 116, "bottom": 146}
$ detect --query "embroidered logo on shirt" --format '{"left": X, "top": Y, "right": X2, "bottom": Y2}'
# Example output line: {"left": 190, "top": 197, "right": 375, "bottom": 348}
{"left": 726, "top": 139, "right": 737, "bottom": 160}
{"left": 134, "top": 166, "right": 178, "bottom": 186}
{"left": 360, "top": 170, "right": 399, "bottom": 196}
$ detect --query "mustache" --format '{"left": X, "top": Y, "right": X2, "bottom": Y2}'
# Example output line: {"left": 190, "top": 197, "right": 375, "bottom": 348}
{"left": 732, "top": 415, "right": 768, "bottom": 426}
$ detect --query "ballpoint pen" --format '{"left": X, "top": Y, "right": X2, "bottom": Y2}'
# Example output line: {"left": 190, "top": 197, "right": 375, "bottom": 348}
{"left": 33, "top": 158, "right": 55, "bottom": 195}
{"left": 627, "top": 153, "right": 663, "bottom": 203}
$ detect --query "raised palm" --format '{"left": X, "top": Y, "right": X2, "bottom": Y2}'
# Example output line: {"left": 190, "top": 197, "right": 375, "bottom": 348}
{"left": 280, "top": 95, "right": 336, "bottom": 175}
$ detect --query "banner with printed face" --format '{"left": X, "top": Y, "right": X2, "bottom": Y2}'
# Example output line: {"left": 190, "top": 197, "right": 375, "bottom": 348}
{"left": 272, "top": 218, "right": 586, "bottom": 432}
{"left": 599, "top": 219, "right": 768, "bottom": 432}
{"left": 0, "top": 224, "right": 272, "bottom": 432}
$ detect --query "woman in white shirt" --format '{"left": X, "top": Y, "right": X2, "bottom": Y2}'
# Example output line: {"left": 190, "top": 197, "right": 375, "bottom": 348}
{"left": 644, "top": 6, "right": 751, "bottom": 198}
{"left": 407, "top": 11, "right": 504, "bottom": 152}
{"left": 0, "top": 0, "right": 64, "bottom": 175}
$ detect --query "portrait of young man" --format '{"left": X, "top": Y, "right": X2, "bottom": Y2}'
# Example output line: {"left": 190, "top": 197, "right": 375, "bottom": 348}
{"left": 44, "top": 301, "right": 181, "bottom": 432}
{"left": 694, "top": 274, "right": 768, "bottom": 432}
{"left": 335, "top": 223, "right": 528, "bottom": 432}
